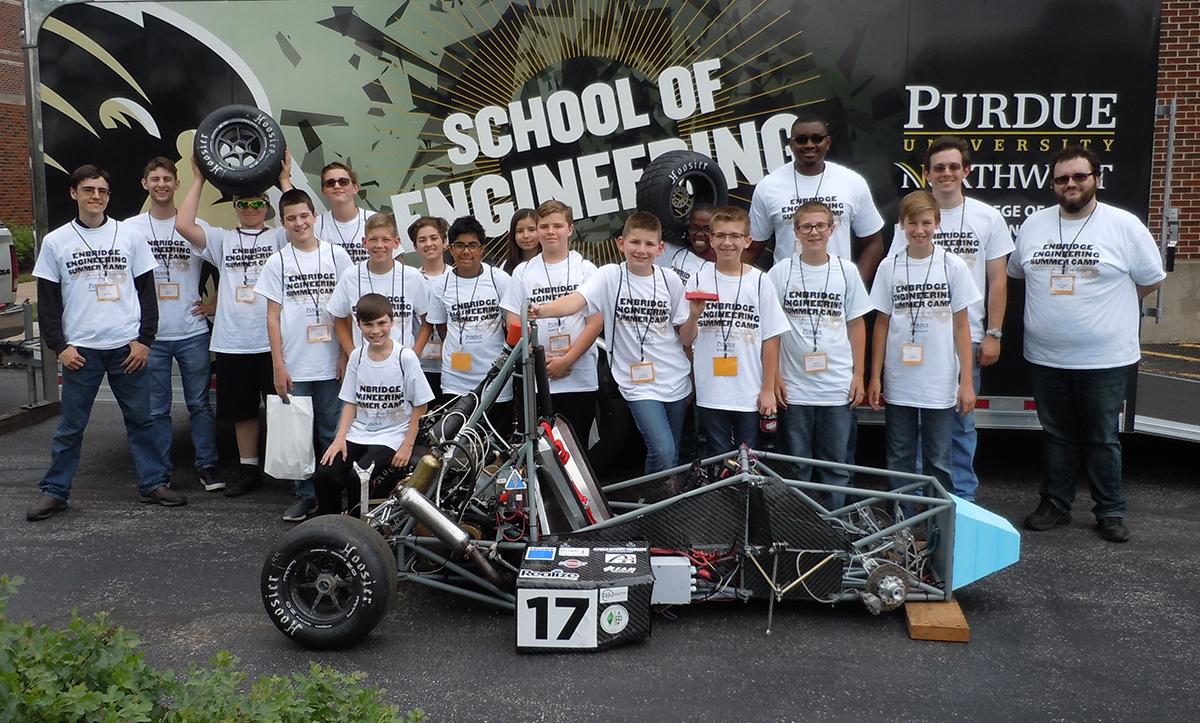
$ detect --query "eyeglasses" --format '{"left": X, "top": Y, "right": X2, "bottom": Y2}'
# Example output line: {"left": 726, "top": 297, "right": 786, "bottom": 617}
{"left": 233, "top": 199, "right": 268, "bottom": 210}
{"left": 1052, "top": 172, "right": 1094, "bottom": 186}
{"left": 321, "top": 177, "right": 353, "bottom": 188}
{"left": 711, "top": 232, "right": 747, "bottom": 242}
{"left": 77, "top": 185, "right": 110, "bottom": 196}
{"left": 929, "top": 163, "right": 964, "bottom": 173}
{"left": 791, "top": 133, "right": 829, "bottom": 145}
{"left": 450, "top": 241, "right": 483, "bottom": 251}
{"left": 796, "top": 222, "right": 832, "bottom": 234}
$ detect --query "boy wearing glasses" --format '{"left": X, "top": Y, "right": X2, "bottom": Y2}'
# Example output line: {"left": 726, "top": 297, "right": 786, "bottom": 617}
{"left": 501, "top": 200, "right": 602, "bottom": 437}
{"left": 177, "top": 158, "right": 287, "bottom": 498}
{"left": 255, "top": 189, "right": 353, "bottom": 521}
{"left": 27, "top": 164, "right": 183, "bottom": 521}
{"left": 281, "top": 158, "right": 377, "bottom": 264}
{"left": 749, "top": 112, "right": 884, "bottom": 281}
{"left": 680, "top": 206, "right": 789, "bottom": 458}
{"left": 768, "top": 202, "right": 871, "bottom": 510}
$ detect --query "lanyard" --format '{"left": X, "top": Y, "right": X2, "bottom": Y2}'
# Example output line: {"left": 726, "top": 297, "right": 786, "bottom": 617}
{"left": 1056, "top": 207, "right": 1096, "bottom": 275}
{"left": 71, "top": 219, "right": 120, "bottom": 281}
{"left": 615, "top": 264, "right": 660, "bottom": 363}
{"left": 324, "top": 210, "right": 363, "bottom": 249}
{"left": 713, "top": 264, "right": 744, "bottom": 357}
{"left": 359, "top": 261, "right": 403, "bottom": 322}
{"left": 903, "top": 248, "right": 936, "bottom": 342}
{"left": 288, "top": 243, "right": 328, "bottom": 317}
{"left": 543, "top": 253, "right": 571, "bottom": 332}
{"left": 791, "top": 255, "right": 833, "bottom": 352}
{"left": 145, "top": 213, "right": 176, "bottom": 282}
{"left": 451, "top": 267, "right": 483, "bottom": 344}
{"left": 235, "top": 228, "right": 268, "bottom": 285}
{"left": 791, "top": 166, "right": 826, "bottom": 208}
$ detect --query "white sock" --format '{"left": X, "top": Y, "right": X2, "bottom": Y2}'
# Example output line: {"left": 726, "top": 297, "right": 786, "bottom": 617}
{"left": 240, "top": 457, "right": 260, "bottom": 466}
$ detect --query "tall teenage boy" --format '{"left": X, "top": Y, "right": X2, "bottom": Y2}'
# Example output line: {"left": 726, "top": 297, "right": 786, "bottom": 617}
{"left": 281, "top": 157, "right": 376, "bottom": 264}
{"left": 680, "top": 206, "right": 789, "bottom": 458}
{"left": 255, "top": 189, "right": 354, "bottom": 521}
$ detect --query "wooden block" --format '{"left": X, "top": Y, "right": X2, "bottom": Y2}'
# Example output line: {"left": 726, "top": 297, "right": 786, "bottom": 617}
{"left": 905, "top": 600, "right": 970, "bottom": 643}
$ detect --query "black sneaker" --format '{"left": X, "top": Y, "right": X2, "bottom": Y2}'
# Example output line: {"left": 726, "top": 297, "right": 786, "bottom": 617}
{"left": 26, "top": 494, "right": 68, "bottom": 521}
{"left": 282, "top": 496, "right": 317, "bottom": 523}
{"left": 1024, "top": 497, "right": 1071, "bottom": 531}
{"left": 139, "top": 485, "right": 188, "bottom": 507}
{"left": 224, "top": 465, "right": 262, "bottom": 497}
{"left": 1097, "top": 516, "right": 1130, "bottom": 543}
{"left": 197, "top": 467, "right": 226, "bottom": 492}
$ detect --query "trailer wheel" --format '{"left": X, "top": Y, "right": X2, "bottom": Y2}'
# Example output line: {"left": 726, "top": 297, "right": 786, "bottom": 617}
{"left": 260, "top": 515, "right": 397, "bottom": 649}
{"left": 194, "top": 104, "right": 285, "bottom": 196}
{"left": 635, "top": 150, "right": 728, "bottom": 246}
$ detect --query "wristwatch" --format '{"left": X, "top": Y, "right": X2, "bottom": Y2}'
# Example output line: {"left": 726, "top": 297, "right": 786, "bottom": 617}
{"left": 985, "top": 328, "right": 1003, "bottom": 339}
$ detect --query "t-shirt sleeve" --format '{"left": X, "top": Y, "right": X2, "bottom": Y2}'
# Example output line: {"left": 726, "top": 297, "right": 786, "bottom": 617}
{"left": 326, "top": 267, "right": 355, "bottom": 318}
{"left": 947, "top": 253, "right": 983, "bottom": 312}
{"left": 842, "top": 259, "right": 873, "bottom": 321}
{"left": 410, "top": 270, "right": 430, "bottom": 320}
{"left": 984, "top": 210, "right": 1016, "bottom": 260}
{"left": 667, "top": 270, "right": 690, "bottom": 326}
{"left": 404, "top": 348, "right": 436, "bottom": 406}
{"left": 757, "top": 273, "right": 791, "bottom": 339}
{"left": 576, "top": 265, "right": 611, "bottom": 314}
{"left": 886, "top": 223, "right": 905, "bottom": 257}
{"left": 849, "top": 176, "right": 885, "bottom": 237}
{"left": 32, "top": 237, "right": 60, "bottom": 282}
{"left": 869, "top": 258, "right": 896, "bottom": 314}
{"left": 200, "top": 225, "right": 224, "bottom": 263}
{"left": 338, "top": 348, "right": 361, "bottom": 404}
{"left": 749, "top": 184, "right": 773, "bottom": 241}
{"left": 1124, "top": 214, "right": 1167, "bottom": 286}
{"left": 425, "top": 281, "right": 448, "bottom": 324}
{"left": 498, "top": 265, "right": 524, "bottom": 314}
{"left": 254, "top": 252, "right": 284, "bottom": 303}
{"left": 129, "top": 234, "right": 158, "bottom": 277}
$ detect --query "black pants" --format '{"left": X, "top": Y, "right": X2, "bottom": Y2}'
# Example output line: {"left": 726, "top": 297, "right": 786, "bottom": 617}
{"left": 551, "top": 391, "right": 597, "bottom": 441}
{"left": 314, "top": 441, "right": 395, "bottom": 515}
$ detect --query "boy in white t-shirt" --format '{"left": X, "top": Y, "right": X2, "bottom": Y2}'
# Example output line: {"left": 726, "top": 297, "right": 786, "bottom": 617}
{"left": 501, "top": 199, "right": 603, "bottom": 437}
{"left": 532, "top": 212, "right": 692, "bottom": 474}
{"left": 410, "top": 216, "right": 451, "bottom": 398}
{"left": 327, "top": 212, "right": 428, "bottom": 374}
{"left": 868, "top": 191, "right": 980, "bottom": 499}
{"left": 315, "top": 293, "right": 434, "bottom": 515}
{"left": 769, "top": 202, "right": 871, "bottom": 510}
{"left": 680, "top": 206, "right": 789, "bottom": 459}
{"left": 255, "top": 189, "right": 354, "bottom": 522}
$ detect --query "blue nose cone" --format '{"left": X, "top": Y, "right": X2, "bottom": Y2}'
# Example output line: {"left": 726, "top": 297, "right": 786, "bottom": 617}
{"left": 950, "top": 495, "right": 1021, "bottom": 590}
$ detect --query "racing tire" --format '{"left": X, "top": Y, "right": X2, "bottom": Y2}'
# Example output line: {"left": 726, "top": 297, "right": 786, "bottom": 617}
{"left": 635, "top": 150, "right": 728, "bottom": 246}
{"left": 260, "top": 515, "right": 397, "bottom": 649}
{"left": 193, "top": 104, "right": 285, "bottom": 197}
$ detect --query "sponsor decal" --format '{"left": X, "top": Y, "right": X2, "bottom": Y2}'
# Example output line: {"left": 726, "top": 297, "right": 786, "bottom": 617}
{"left": 599, "top": 587, "right": 628, "bottom": 604}
{"left": 559, "top": 558, "right": 587, "bottom": 569}
{"left": 592, "top": 546, "right": 648, "bottom": 553}
{"left": 603, "top": 565, "right": 636, "bottom": 574}
{"left": 503, "top": 470, "right": 526, "bottom": 490}
{"left": 525, "top": 547, "right": 555, "bottom": 561}
{"left": 605, "top": 553, "right": 636, "bottom": 564}
{"left": 600, "top": 604, "right": 629, "bottom": 635}
{"left": 558, "top": 546, "right": 590, "bottom": 557}
{"left": 519, "top": 568, "right": 580, "bottom": 580}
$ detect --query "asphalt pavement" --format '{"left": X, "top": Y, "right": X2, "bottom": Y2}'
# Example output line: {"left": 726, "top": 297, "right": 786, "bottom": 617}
{"left": 1, "top": 398, "right": 1197, "bottom": 722}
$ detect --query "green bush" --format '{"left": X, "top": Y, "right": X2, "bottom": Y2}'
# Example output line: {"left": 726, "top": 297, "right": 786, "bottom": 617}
{"left": 0, "top": 575, "right": 422, "bottom": 723}
{"left": 8, "top": 224, "right": 35, "bottom": 272}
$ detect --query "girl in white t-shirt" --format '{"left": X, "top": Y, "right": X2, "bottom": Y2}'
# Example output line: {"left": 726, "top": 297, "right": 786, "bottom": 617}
{"left": 315, "top": 293, "right": 434, "bottom": 515}
{"left": 410, "top": 216, "right": 451, "bottom": 398}
{"left": 868, "top": 192, "right": 980, "bottom": 499}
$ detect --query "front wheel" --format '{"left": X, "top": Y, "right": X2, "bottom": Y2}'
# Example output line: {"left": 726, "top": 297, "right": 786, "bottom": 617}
{"left": 260, "top": 515, "right": 397, "bottom": 649}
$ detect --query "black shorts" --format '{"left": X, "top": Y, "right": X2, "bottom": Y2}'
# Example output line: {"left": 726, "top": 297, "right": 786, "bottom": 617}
{"left": 214, "top": 351, "right": 273, "bottom": 421}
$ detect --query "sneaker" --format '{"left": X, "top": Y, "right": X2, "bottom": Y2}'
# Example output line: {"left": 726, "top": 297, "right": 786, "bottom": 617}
{"left": 197, "top": 467, "right": 226, "bottom": 492}
{"left": 26, "top": 494, "right": 68, "bottom": 521}
{"left": 1097, "top": 516, "right": 1130, "bottom": 543}
{"left": 282, "top": 496, "right": 317, "bottom": 523}
{"left": 1024, "top": 497, "right": 1071, "bottom": 531}
{"left": 224, "top": 465, "right": 262, "bottom": 497}
{"left": 139, "top": 485, "right": 188, "bottom": 507}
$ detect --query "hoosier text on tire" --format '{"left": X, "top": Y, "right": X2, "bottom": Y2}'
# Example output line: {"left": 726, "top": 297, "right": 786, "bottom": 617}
{"left": 635, "top": 150, "right": 729, "bottom": 246}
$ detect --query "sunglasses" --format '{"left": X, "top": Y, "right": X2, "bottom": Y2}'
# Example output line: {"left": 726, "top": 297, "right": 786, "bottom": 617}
{"left": 1052, "top": 172, "right": 1094, "bottom": 186}
{"left": 791, "top": 133, "right": 829, "bottom": 145}
{"left": 233, "top": 199, "right": 268, "bottom": 210}
{"left": 322, "top": 176, "right": 353, "bottom": 188}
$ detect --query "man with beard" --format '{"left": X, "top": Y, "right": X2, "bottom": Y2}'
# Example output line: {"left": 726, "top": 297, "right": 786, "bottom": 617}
{"left": 1010, "top": 146, "right": 1165, "bottom": 543}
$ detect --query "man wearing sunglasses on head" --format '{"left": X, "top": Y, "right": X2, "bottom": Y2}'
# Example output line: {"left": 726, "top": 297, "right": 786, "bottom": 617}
{"left": 280, "top": 157, "right": 377, "bottom": 265}
{"left": 1010, "top": 146, "right": 1165, "bottom": 544}
{"left": 177, "top": 157, "right": 288, "bottom": 498}
{"left": 749, "top": 112, "right": 885, "bottom": 283}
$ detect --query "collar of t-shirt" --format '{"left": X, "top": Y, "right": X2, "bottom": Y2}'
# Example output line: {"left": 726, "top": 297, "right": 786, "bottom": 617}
{"left": 74, "top": 215, "right": 109, "bottom": 230}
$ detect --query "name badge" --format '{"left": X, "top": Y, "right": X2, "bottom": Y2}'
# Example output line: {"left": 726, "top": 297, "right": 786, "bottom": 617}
{"left": 548, "top": 333, "right": 572, "bottom": 355}
{"left": 901, "top": 343, "right": 925, "bottom": 366}
{"left": 802, "top": 352, "right": 829, "bottom": 373}
{"left": 630, "top": 361, "right": 656, "bottom": 384}
{"left": 1050, "top": 274, "right": 1075, "bottom": 295}
{"left": 451, "top": 351, "right": 473, "bottom": 371}
{"left": 306, "top": 323, "right": 332, "bottom": 343}
{"left": 157, "top": 282, "right": 181, "bottom": 300}
{"left": 422, "top": 340, "right": 442, "bottom": 359}
{"left": 236, "top": 285, "right": 257, "bottom": 303}
{"left": 95, "top": 283, "right": 120, "bottom": 302}
{"left": 713, "top": 356, "right": 738, "bottom": 377}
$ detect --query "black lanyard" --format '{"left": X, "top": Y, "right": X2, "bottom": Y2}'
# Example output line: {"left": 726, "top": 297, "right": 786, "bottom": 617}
{"left": 1057, "top": 207, "right": 1096, "bottom": 275}
{"left": 542, "top": 254, "right": 571, "bottom": 332}
{"left": 450, "top": 267, "right": 483, "bottom": 344}
{"left": 288, "top": 243, "right": 328, "bottom": 318}
{"left": 146, "top": 213, "right": 176, "bottom": 282}
{"left": 791, "top": 166, "right": 826, "bottom": 207}
{"left": 324, "top": 211, "right": 363, "bottom": 249}
{"left": 903, "top": 248, "right": 936, "bottom": 343}
{"left": 713, "top": 264, "right": 744, "bottom": 357}
{"left": 614, "top": 264, "right": 661, "bottom": 363}
{"left": 359, "top": 262, "right": 405, "bottom": 329}
{"left": 71, "top": 219, "right": 120, "bottom": 281}
{"left": 235, "top": 228, "right": 268, "bottom": 286}
{"left": 791, "top": 255, "right": 833, "bottom": 352}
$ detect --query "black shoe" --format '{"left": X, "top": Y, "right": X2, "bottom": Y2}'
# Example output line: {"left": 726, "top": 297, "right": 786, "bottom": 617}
{"left": 224, "top": 466, "right": 262, "bottom": 497}
{"left": 1024, "top": 497, "right": 1071, "bottom": 531}
{"left": 26, "top": 494, "right": 68, "bottom": 521}
{"left": 282, "top": 496, "right": 317, "bottom": 523}
{"left": 197, "top": 467, "right": 226, "bottom": 492}
{"left": 139, "top": 485, "right": 188, "bottom": 507}
{"left": 1097, "top": 516, "right": 1130, "bottom": 543}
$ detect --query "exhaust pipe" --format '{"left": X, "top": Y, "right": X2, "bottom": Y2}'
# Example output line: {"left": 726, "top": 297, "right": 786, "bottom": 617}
{"left": 396, "top": 487, "right": 503, "bottom": 586}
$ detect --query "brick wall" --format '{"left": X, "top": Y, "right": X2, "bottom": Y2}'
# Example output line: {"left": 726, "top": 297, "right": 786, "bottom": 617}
{"left": 1150, "top": 0, "right": 1199, "bottom": 259}
{"left": 0, "top": 0, "right": 30, "bottom": 227}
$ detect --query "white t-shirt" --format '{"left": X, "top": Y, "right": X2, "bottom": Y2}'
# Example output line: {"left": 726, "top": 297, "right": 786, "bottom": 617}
{"left": 316, "top": 208, "right": 376, "bottom": 265}
{"left": 255, "top": 241, "right": 354, "bottom": 382}
{"left": 123, "top": 213, "right": 209, "bottom": 342}
{"left": 327, "top": 262, "right": 429, "bottom": 348}
{"left": 1009, "top": 202, "right": 1165, "bottom": 370}
{"left": 685, "top": 265, "right": 790, "bottom": 412}
{"left": 340, "top": 343, "right": 435, "bottom": 449}
{"left": 870, "top": 247, "right": 981, "bottom": 409}
{"left": 200, "top": 226, "right": 285, "bottom": 353}
{"left": 768, "top": 253, "right": 872, "bottom": 406}
{"left": 33, "top": 218, "right": 158, "bottom": 350}
{"left": 886, "top": 198, "right": 1014, "bottom": 342}
{"left": 654, "top": 242, "right": 709, "bottom": 286}
{"left": 501, "top": 251, "right": 599, "bottom": 394}
{"left": 750, "top": 160, "right": 885, "bottom": 265}
{"left": 426, "top": 263, "right": 513, "bottom": 401}
{"left": 419, "top": 265, "right": 451, "bottom": 373}
{"left": 578, "top": 263, "right": 692, "bottom": 403}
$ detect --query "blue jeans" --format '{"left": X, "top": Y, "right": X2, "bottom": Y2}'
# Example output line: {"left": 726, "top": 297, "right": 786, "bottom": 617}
{"left": 627, "top": 397, "right": 690, "bottom": 474}
{"left": 288, "top": 379, "right": 343, "bottom": 499}
{"left": 948, "top": 342, "right": 982, "bottom": 500}
{"left": 697, "top": 407, "right": 758, "bottom": 459}
{"left": 39, "top": 345, "right": 169, "bottom": 500}
{"left": 779, "top": 403, "right": 854, "bottom": 510}
{"left": 885, "top": 404, "right": 954, "bottom": 514}
{"left": 1028, "top": 363, "right": 1129, "bottom": 520}
{"left": 148, "top": 332, "right": 217, "bottom": 472}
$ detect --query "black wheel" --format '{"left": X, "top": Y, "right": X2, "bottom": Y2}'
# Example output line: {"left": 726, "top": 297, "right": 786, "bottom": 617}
{"left": 635, "top": 150, "right": 729, "bottom": 246}
{"left": 194, "top": 104, "right": 285, "bottom": 196}
{"left": 260, "top": 515, "right": 397, "bottom": 649}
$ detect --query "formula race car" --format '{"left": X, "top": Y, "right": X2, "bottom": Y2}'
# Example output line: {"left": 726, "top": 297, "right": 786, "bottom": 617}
{"left": 260, "top": 310, "right": 1020, "bottom": 651}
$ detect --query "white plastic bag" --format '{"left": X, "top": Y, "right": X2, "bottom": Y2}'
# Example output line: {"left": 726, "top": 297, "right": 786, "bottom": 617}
{"left": 265, "top": 394, "right": 315, "bottom": 480}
